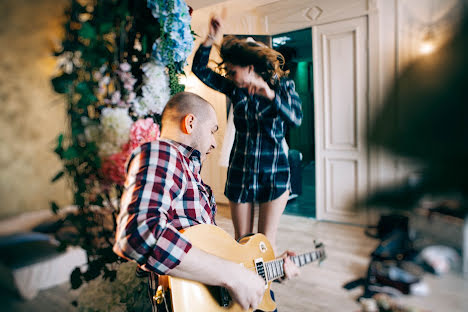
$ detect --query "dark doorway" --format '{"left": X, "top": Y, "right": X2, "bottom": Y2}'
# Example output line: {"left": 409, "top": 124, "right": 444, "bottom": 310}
{"left": 273, "top": 28, "right": 316, "bottom": 218}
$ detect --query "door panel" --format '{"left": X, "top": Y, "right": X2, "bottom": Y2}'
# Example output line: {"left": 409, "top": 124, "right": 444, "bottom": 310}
{"left": 313, "top": 16, "right": 368, "bottom": 224}
{"left": 326, "top": 158, "right": 358, "bottom": 216}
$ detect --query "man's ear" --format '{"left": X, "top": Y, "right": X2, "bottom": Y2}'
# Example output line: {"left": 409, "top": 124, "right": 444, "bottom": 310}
{"left": 181, "top": 113, "right": 196, "bottom": 134}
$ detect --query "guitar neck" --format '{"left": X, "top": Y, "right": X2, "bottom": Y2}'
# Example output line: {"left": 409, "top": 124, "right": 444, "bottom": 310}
{"left": 264, "top": 250, "right": 325, "bottom": 282}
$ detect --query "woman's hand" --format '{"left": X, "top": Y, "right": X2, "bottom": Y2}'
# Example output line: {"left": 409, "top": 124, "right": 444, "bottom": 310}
{"left": 247, "top": 77, "right": 275, "bottom": 101}
{"left": 203, "top": 15, "right": 222, "bottom": 46}
{"left": 209, "top": 15, "right": 222, "bottom": 37}
{"left": 280, "top": 250, "right": 300, "bottom": 281}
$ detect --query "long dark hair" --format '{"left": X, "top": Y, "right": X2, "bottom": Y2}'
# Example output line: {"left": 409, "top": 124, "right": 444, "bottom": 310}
{"left": 217, "top": 35, "right": 288, "bottom": 86}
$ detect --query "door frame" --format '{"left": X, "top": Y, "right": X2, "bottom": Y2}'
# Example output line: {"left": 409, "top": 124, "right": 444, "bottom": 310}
{"left": 262, "top": 1, "right": 381, "bottom": 225}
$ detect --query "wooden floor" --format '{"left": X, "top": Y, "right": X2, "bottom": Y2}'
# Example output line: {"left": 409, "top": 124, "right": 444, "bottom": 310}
{"left": 2, "top": 205, "right": 467, "bottom": 311}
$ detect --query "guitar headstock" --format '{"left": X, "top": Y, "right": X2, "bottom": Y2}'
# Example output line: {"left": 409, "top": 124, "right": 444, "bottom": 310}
{"left": 313, "top": 240, "right": 326, "bottom": 264}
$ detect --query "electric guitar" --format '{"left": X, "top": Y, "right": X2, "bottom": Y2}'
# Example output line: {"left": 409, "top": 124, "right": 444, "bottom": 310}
{"left": 153, "top": 224, "right": 326, "bottom": 312}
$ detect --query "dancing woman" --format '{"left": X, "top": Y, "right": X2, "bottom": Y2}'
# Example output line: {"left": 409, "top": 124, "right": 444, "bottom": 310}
{"left": 192, "top": 16, "right": 302, "bottom": 253}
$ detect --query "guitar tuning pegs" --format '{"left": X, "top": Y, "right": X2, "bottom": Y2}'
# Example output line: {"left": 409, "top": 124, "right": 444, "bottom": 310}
{"left": 318, "top": 256, "right": 326, "bottom": 267}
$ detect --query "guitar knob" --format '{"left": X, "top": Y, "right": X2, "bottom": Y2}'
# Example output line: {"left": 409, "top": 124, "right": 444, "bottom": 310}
{"left": 259, "top": 241, "right": 267, "bottom": 253}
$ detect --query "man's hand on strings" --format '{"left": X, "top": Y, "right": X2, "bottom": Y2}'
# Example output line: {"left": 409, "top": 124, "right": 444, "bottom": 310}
{"left": 280, "top": 250, "right": 300, "bottom": 281}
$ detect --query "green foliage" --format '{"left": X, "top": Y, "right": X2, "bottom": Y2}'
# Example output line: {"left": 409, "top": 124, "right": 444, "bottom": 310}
{"left": 51, "top": 171, "right": 64, "bottom": 182}
{"left": 50, "top": 201, "right": 60, "bottom": 214}
{"left": 79, "top": 22, "right": 97, "bottom": 39}
{"left": 51, "top": 73, "right": 77, "bottom": 94}
{"left": 50, "top": 0, "right": 189, "bottom": 295}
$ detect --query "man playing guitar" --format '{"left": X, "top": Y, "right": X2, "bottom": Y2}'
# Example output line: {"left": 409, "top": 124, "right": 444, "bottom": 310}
{"left": 113, "top": 92, "right": 299, "bottom": 311}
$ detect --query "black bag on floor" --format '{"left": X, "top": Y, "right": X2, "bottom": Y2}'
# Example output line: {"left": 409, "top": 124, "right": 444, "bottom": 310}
{"left": 365, "top": 214, "right": 409, "bottom": 240}
{"left": 343, "top": 214, "right": 418, "bottom": 299}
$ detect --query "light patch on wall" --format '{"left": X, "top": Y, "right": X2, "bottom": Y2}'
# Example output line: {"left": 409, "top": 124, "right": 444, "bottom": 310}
{"left": 419, "top": 28, "right": 436, "bottom": 55}
{"left": 179, "top": 72, "right": 199, "bottom": 92}
{"left": 398, "top": 0, "right": 462, "bottom": 65}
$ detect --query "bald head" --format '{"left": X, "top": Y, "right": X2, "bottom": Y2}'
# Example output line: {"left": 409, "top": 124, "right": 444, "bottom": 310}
{"left": 161, "top": 92, "right": 214, "bottom": 127}
{"left": 160, "top": 92, "right": 219, "bottom": 162}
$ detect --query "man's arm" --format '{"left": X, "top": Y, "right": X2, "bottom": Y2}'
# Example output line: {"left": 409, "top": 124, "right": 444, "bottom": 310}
{"left": 114, "top": 143, "right": 265, "bottom": 310}
{"left": 169, "top": 247, "right": 265, "bottom": 310}
{"left": 113, "top": 143, "right": 193, "bottom": 274}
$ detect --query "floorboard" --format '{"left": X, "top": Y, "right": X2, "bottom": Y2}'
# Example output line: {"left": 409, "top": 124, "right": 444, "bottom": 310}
{"left": 2, "top": 205, "right": 467, "bottom": 311}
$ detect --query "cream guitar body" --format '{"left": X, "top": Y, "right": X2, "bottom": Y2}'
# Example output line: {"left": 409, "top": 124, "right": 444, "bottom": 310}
{"left": 155, "top": 224, "right": 325, "bottom": 312}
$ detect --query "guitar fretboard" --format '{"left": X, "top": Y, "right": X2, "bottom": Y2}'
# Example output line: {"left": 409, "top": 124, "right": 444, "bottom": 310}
{"left": 264, "top": 249, "right": 325, "bottom": 282}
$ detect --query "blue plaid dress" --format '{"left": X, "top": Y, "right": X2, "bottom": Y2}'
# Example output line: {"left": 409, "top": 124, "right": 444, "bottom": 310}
{"left": 192, "top": 45, "right": 303, "bottom": 203}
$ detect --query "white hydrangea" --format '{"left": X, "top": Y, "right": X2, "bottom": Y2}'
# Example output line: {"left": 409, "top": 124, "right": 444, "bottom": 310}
{"left": 98, "top": 107, "right": 133, "bottom": 157}
{"left": 84, "top": 124, "right": 100, "bottom": 143}
{"left": 98, "top": 141, "right": 121, "bottom": 157}
{"left": 132, "top": 61, "right": 170, "bottom": 117}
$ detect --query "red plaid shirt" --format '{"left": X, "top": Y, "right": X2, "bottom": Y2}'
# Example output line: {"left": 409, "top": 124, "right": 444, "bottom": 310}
{"left": 113, "top": 139, "right": 217, "bottom": 274}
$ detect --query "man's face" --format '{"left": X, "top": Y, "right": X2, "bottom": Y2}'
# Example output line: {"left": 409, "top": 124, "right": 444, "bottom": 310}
{"left": 192, "top": 106, "right": 218, "bottom": 162}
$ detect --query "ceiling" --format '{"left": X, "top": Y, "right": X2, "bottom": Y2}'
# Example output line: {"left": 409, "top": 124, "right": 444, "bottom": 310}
{"left": 186, "top": 0, "right": 227, "bottom": 10}
{"left": 186, "top": 0, "right": 280, "bottom": 11}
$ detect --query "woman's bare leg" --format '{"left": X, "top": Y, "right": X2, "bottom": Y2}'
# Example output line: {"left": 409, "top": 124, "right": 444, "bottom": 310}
{"left": 258, "top": 191, "right": 289, "bottom": 254}
{"left": 229, "top": 201, "right": 255, "bottom": 240}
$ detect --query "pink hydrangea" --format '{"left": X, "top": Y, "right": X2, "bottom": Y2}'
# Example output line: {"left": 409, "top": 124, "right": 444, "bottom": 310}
{"left": 130, "top": 118, "right": 159, "bottom": 150}
{"left": 119, "top": 62, "right": 131, "bottom": 72}
{"left": 100, "top": 119, "right": 159, "bottom": 186}
{"left": 100, "top": 143, "right": 132, "bottom": 186}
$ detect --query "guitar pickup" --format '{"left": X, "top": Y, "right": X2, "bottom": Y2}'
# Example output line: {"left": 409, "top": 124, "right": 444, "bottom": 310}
{"left": 254, "top": 258, "right": 268, "bottom": 288}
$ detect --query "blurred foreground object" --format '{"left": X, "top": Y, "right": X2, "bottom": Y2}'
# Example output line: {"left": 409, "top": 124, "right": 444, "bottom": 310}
{"left": 365, "top": 9, "right": 468, "bottom": 277}
{"left": 367, "top": 10, "right": 468, "bottom": 215}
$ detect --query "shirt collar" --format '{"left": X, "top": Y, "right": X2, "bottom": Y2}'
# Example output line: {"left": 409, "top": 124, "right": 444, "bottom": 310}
{"left": 163, "top": 139, "right": 202, "bottom": 171}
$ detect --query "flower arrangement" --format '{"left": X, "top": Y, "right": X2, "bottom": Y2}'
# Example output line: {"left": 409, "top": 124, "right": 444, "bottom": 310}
{"left": 133, "top": 61, "right": 171, "bottom": 116}
{"left": 148, "top": 0, "right": 194, "bottom": 66}
{"left": 50, "top": 0, "right": 194, "bottom": 304}
{"left": 98, "top": 116, "right": 160, "bottom": 185}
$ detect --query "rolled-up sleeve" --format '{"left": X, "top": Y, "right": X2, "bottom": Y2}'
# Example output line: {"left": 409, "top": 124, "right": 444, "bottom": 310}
{"left": 273, "top": 79, "right": 303, "bottom": 127}
{"left": 113, "top": 144, "right": 192, "bottom": 274}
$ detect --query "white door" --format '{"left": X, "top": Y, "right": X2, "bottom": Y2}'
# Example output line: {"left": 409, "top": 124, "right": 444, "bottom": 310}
{"left": 313, "top": 16, "right": 369, "bottom": 224}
